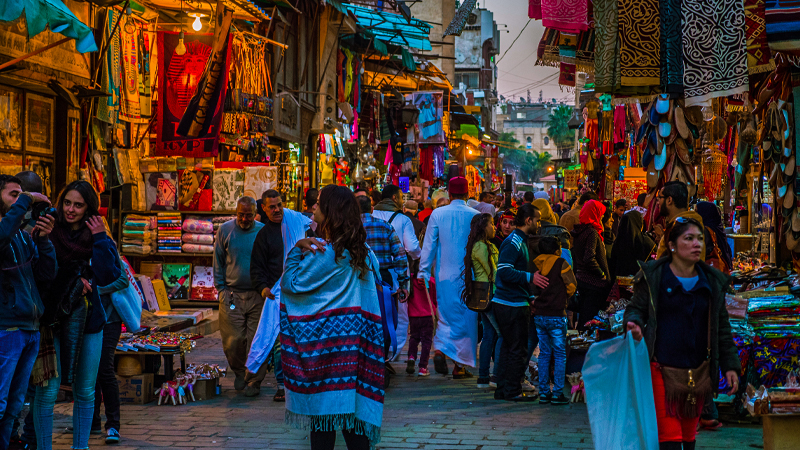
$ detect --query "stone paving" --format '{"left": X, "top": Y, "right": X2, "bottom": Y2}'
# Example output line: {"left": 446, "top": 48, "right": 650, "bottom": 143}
{"left": 42, "top": 332, "right": 763, "bottom": 450}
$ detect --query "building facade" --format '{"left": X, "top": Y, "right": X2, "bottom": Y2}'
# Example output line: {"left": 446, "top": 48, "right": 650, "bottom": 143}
{"left": 498, "top": 99, "right": 570, "bottom": 160}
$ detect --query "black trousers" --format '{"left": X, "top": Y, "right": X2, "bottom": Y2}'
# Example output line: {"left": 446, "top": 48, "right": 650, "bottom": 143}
{"left": 93, "top": 321, "right": 122, "bottom": 431}
{"left": 309, "top": 429, "right": 370, "bottom": 450}
{"left": 492, "top": 303, "right": 530, "bottom": 399}
{"left": 576, "top": 281, "right": 611, "bottom": 332}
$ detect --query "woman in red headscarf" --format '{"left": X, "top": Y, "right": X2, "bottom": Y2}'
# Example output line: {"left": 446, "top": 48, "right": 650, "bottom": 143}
{"left": 571, "top": 200, "right": 612, "bottom": 331}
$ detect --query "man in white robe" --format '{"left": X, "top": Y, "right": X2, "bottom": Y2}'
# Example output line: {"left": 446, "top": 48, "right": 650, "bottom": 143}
{"left": 418, "top": 177, "right": 479, "bottom": 377}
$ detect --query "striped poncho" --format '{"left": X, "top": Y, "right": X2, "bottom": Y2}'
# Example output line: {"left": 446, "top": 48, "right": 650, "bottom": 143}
{"left": 280, "top": 244, "right": 385, "bottom": 446}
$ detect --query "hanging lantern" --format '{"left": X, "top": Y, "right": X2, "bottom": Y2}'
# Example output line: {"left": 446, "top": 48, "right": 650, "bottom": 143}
{"left": 702, "top": 148, "right": 726, "bottom": 200}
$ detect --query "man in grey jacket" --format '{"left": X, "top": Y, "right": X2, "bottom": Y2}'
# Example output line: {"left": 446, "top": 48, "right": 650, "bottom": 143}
{"left": 0, "top": 174, "right": 57, "bottom": 449}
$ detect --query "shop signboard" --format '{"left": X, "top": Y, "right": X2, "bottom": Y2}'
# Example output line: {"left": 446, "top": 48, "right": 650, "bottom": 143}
{"left": 272, "top": 92, "right": 302, "bottom": 142}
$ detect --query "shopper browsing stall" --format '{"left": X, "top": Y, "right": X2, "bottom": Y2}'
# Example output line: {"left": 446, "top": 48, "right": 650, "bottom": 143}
{"left": 624, "top": 217, "right": 739, "bottom": 450}
{"left": 571, "top": 200, "right": 612, "bottom": 331}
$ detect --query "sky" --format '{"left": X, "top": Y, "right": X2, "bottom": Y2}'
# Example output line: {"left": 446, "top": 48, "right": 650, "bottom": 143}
{"left": 478, "top": 0, "right": 569, "bottom": 104}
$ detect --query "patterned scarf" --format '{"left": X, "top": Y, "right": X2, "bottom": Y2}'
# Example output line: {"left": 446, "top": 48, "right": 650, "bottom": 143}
{"left": 536, "top": 27, "right": 595, "bottom": 75}
{"left": 660, "top": 0, "right": 684, "bottom": 95}
{"left": 594, "top": 0, "right": 620, "bottom": 92}
{"left": 764, "top": 0, "right": 800, "bottom": 52}
{"left": 618, "top": 0, "right": 660, "bottom": 87}
{"left": 542, "top": 0, "right": 589, "bottom": 33}
{"left": 682, "top": 0, "right": 749, "bottom": 107}
{"left": 745, "top": 0, "right": 775, "bottom": 74}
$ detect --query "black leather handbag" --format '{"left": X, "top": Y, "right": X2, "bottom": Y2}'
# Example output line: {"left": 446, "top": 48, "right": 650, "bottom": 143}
{"left": 467, "top": 280, "right": 493, "bottom": 312}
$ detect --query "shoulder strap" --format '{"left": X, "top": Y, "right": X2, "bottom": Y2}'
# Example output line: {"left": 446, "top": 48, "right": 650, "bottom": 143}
{"left": 388, "top": 211, "right": 401, "bottom": 224}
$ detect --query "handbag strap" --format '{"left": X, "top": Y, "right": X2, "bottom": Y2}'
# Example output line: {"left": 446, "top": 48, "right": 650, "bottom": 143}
{"left": 707, "top": 287, "right": 712, "bottom": 359}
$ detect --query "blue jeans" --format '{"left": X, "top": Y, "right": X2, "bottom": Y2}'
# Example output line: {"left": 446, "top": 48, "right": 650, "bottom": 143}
{"left": 478, "top": 310, "right": 503, "bottom": 379}
{"left": 535, "top": 316, "right": 567, "bottom": 396}
{"left": 34, "top": 331, "right": 103, "bottom": 450}
{"left": 0, "top": 330, "right": 40, "bottom": 449}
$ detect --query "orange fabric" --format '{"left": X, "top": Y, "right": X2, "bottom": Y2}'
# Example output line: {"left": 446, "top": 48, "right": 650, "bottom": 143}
{"left": 651, "top": 363, "right": 699, "bottom": 443}
{"left": 579, "top": 200, "right": 606, "bottom": 242}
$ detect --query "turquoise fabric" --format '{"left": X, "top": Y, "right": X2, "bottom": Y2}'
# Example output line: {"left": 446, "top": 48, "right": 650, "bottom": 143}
{"left": 0, "top": 0, "right": 97, "bottom": 53}
{"left": 345, "top": 3, "right": 432, "bottom": 51}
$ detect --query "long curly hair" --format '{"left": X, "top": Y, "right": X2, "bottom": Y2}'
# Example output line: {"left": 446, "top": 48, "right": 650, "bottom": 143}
{"left": 461, "top": 213, "right": 496, "bottom": 305}
{"left": 317, "top": 185, "right": 369, "bottom": 278}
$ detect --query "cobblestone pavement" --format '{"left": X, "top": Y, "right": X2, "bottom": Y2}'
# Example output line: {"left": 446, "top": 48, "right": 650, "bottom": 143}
{"left": 42, "top": 332, "right": 762, "bottom": 450}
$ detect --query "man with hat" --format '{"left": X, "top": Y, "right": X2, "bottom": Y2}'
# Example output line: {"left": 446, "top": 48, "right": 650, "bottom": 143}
{"left": 418, "top": 176, "right": 480, "bottom": 378}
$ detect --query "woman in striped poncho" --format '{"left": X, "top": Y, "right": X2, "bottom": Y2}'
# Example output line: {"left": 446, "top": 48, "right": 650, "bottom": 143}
{"left": 280, "top": 185, "right": 385, "bottom": 450}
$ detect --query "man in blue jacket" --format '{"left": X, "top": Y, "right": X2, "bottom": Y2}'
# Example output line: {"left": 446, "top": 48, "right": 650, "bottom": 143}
{"left": 493, "top": 203, "right": 547, "bottom": 402}
{"left": 0, "top": 174, "right": 57, "bottom": 449}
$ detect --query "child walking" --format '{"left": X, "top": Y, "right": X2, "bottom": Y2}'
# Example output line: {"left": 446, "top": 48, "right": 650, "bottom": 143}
{"left": 405, "top": 278, "right": 437, "bottom": 376}
{"left": 530, "top": 236, "right": 576, "bottom": 405}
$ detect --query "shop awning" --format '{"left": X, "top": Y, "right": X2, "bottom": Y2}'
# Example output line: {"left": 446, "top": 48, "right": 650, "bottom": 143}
{"left": 0, "top": 0, "right": 98, "bottom": 53}
{"left": 345, "top": 4, "right": 432, "bottom": 51}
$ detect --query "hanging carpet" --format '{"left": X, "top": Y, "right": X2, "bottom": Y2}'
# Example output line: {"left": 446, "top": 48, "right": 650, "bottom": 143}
{"left": 618, "top": 0, "right": 660, "bottom": 87}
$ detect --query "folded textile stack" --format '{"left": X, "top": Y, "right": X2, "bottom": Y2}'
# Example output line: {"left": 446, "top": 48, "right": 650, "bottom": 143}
{"left": 122, "top": 214, "right": 156, "bottom": 255}
{"left": 747, "top": 295, "right": 800, "bottom": 338}
{"left": 182, "top": 217, "right": 214, "bottom": 253}
{"left": 211, "top": 216, "right": 235, "bottom": 233}
{"left": 157, "top": 212, "right": 183, "bottom": 253}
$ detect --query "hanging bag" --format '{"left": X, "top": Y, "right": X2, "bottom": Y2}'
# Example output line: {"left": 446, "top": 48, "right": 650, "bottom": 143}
{"left": 107, "top": 258, "right": 144, "bottom": 332}
{"left": 466, "top": 243, "right": 493, "bottom": 312}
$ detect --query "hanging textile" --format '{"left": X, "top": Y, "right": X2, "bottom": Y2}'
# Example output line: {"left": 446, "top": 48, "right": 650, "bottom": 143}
{"left": 155, "top": 31, "right": 220, "bottom": 157}
{"left": 660, "top": 0, "right": 684, "bottom": 95}
{"left": 443, "top": 0, "right": 478, "bottom": 37}
{"left": 541, "top": 0, "right": 588, "bottom": 34}
{"left": 618, "top": 0, "right": 660, "bottom": 87}
{"left": 97, "top": 9, "right": 120, "bottom": 124}
{"left": 529, "top": 0, "right": 542, "bottom": 19}
{"left": 138, "top": 27, "right": 153, "bottom": 119}
{"left": 575, "top": 27, "right": 595, "bottom": 74}
{"left": 765, "top": 0, "right": 800, "bottom": 52}
{"left": 594, "top": 0, "right": 619, "bottom": 92}
{"left": 745, "top": 0, "right": 775, "bottom": 73}
{"left": 535, "top": 27, "right": 560, "bottom": 68}
{"left": 682, "top": 0, "right": 749, "bottom": 107}
{"left": 119, "top": 25, "right": 147, "bottom": 123}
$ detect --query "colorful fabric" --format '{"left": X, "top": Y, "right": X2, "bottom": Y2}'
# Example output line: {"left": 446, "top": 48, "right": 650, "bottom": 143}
{"left": 182, "top": 218, "right": 214, "bottom": 234}
{"left": 96, "top": 9, "right": 120, "bottom": 124}
{"left": 594, "top": 0, "right": 619, "bottom": 92}
{"left": 751, "top": 336, "right": 800, "bottom": 387}
{"left": 182, "top": 243, "right": 214, "bottom": 253}
{"left": 182, "top": 233, "right": 214, "bottom": 244}
{"left": 618, "top": 0, "right": 660, "bottom": 86}
{"left": 559, "top": 62, "right": 577, "bottom": 87}
{"left": 542, "top": 0, "right": 589, "bottom": 33}
{"left": 765, "top": 0, "right": 800, "bottom": 52}
{"left": 745, "top": 0, "right": 776, "bottom": 73}
{"left": 535, "top": 27, "right": 561, "bottom": 68}
{"left": 120, "top": 26, "right": 147, "bottom": 124}
{"left": 660, "top": 0, "right": 684, "bottom": 95}
{"left": 361, "top": 214, "right": 409, "bottom": 286}
{"left": 529, "top": 0, "right": 542, "bottom": 18}
{"left": 280, "top": 246, "right": 385, "bottom": 446}
{"left": 682, "top": 0, "right": 749, "bottom": 107}
{"left": 243, "top": 166, "right": 278, "bottom": 199}
{"left": 212, "top": 168, "right": 244, "bottom": 212}
{"left": 145, "top": 172, "right": 178, "bottom": 210}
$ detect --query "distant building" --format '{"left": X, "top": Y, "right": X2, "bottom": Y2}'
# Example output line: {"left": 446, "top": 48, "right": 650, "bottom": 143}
{"left": 453, "top": 7, "right": 499, "bottom": 135}
{"left": 497, "top": 99, "right": 570, "bottom": 160}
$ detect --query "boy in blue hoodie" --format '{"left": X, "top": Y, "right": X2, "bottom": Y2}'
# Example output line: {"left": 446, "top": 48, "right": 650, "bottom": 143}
{"left": 0, "top": 175, "right": 57, "bottom": 448}
{"left": 493, "top": 204, "right": 548, "bottom": 402}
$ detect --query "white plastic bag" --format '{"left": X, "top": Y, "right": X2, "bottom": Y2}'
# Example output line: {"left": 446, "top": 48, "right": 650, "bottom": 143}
{"left": 111, "top": 259, "right": 144, "bottom": 332}
{"left": 582, "top": 331, "right": 659, "bottom": 450}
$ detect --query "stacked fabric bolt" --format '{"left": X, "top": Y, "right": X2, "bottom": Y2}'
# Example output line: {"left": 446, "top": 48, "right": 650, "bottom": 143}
{"left": 182, "top": 216, "right": 215, "bottom": 253}
{"left": 211, "top": 216, "right": 236, "bottom": 233}
{"left": 747, "top": 295, "right": 800, "bottom": 338}
{"left": 157, "top": 212, "right": 183, "bottom": 253}
{"left": 121, "top": 214, "right": 156, "bottom": 255}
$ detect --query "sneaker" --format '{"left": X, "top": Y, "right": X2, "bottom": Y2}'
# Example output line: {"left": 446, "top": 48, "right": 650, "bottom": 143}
{"left": 489, "top": 376, "right": 497, "bottom": 388}
{"left": 476, "top": 377, "right": 491, "bottom": 389}
{"left": 406, "top": 359, "right": 416, "bottom": 374}
{"left": 105, "top": 428, "right": 120, "bottom": 445}
{"left": 521, "top": 380, "right": 535, "bottom": 392}
{"left": 551, "top": 394, "right": 570, "bottom": 405}
{"left": 243, "top": 385, "right": 261, "bottom": 397}
{"left": 418, "top": 367, "right": 430, "bottom": 377}
{"left": 433, "top": 352, "right": 449, "bottom": 375}
{"left": 539, "top": 393, "right": 552, "bottom": 404}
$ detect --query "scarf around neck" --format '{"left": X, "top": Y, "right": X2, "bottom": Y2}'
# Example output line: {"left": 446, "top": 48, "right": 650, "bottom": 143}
{"left": 50, "top": 223, "right": 94, "bottom": 264}
{"left": 374, "top": 198, "right": 399, "bottom": 212}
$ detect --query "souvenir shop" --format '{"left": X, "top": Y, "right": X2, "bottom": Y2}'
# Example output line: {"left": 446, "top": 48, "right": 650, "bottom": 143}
{"left": 528, "top": 0, "right": 800, "bottom": 427}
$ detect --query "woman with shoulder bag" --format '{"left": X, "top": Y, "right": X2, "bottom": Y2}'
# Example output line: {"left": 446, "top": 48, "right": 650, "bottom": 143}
{"left": 34, "top": 181, "right": 123, "bottom": 450}
{"left": 624, "top": 217, "right": 740, "bottom": 450}
{"left": 461, "top": 213, "right": 500, "bottom": 388}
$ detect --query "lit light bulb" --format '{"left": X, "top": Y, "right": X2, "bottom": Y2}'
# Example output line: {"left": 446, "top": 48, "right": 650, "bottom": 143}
{"left": 192, "top": 16, "right": 202, "bottom": 31}
{"left": 175, "top": 31, "right": 186, "bottom": 55}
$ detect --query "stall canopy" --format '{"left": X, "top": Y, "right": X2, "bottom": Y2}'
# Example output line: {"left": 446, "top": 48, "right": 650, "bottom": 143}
{"left": 0, "top": 0, "right": 98, "bottom": 53}
{"left": 345, "top": 3, "right": 432, "bottom": 51}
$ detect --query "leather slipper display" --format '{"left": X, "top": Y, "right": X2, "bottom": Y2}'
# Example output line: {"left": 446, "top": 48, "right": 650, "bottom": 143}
{"left": 684, "top": 106, "right": 704, "bottom": 126}
{"left": 675, "top": 106, "right": 690, "bottom": 139}
{"left": 646, "top": 161, "right": 660, "bottom": 188}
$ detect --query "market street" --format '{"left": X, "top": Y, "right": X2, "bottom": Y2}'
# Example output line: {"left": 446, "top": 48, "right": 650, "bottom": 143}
{"left": 38, "top": 332, "right": 762, "bottom": 450}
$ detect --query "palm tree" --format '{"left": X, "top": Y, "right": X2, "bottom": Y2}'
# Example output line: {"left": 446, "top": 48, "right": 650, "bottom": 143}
{"left": 547, "top": 104, "right": 575, "bottom": 159}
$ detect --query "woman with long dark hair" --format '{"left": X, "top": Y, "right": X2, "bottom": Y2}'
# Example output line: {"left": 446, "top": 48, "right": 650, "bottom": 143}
{"left": 695, "top": 202, "right": 733, "bottom": 274}
{"left": 280, "top": 185, "right": 384, "bottom": 450}
{"left": 625, "top": 217, "right": 739, "bottom": 450}
{"left": 461, "top": 213, "right": 501, "bottom": 389}
{"left": 34, "top": 181, "right": 123, "bottom": 450}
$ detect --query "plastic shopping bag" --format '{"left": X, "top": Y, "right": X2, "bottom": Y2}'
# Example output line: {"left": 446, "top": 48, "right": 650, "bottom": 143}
{"left": 111, "top": 259, "right": 144, "bottom": 332}
{"left": 582, "top": 331, "right": 659, "bottom": 450}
